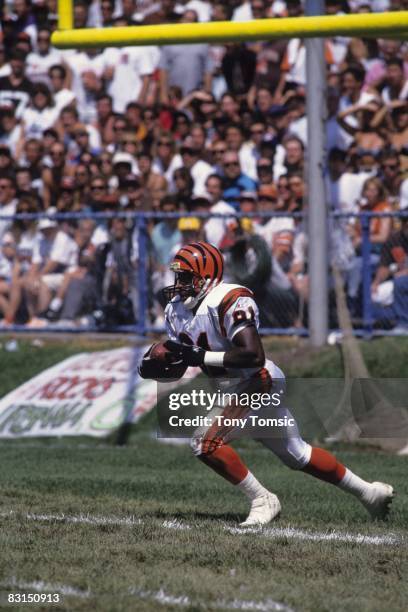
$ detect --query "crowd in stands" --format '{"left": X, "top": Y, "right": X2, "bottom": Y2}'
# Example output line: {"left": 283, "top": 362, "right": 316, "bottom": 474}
{"left": 0, "top": 0, "right": 407, "bottom": 332}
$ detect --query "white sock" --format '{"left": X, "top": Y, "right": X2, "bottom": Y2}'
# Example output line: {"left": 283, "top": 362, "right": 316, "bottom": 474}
{"left": 237, "top": 471, "right": 269, "bottom": 501}
{"left": 338, "top": 468, "right": 371, "bottom": 499}
{"left": 50, "top": 297, "right": 62, "bottom": 311}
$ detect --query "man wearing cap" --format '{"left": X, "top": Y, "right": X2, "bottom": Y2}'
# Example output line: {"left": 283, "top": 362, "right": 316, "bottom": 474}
{"left": 254, "top": 184, "right": 295, "bottom": 248}
{"left": 21, "top": 211, "right": 78, "bottom": 326}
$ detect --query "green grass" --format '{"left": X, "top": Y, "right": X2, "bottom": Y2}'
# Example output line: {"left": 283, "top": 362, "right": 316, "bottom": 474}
{"left": 0, "top": 337, "right": 407, "bottom": 611}
{"left": 0, "top": 435, "right": 407, "bottom": 612}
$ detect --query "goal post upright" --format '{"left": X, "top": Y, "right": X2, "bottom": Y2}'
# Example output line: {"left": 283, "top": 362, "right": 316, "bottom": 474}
{"left": 58, "top": 0, "right": 73, "bottom": 31}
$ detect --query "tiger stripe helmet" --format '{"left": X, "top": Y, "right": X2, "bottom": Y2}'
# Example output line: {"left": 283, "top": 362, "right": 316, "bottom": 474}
{"left": 163, "top": 242, "right": 224, "bottom": 308}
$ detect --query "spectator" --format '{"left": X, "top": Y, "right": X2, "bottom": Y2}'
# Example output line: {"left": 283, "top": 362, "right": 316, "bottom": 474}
{"left": 0, "top": 49, "right": 33, "bottom": 119}
{"left": 179, "top": 137, "right": 213, "bottom": 195}
{"left": 191, "top": 189, "right": 236, "bottom": 249}
{"left": 102, "top": 39, "right": 158, "bottom": 113}
{"left": 12, "top": 211, "right": 78, "bottom": 326}
{"left": 0, "top": 176, "right": 18, "bottom": 240}
{"left": 48, "top": 64, "right": 76, "bottom": 110}
{"left": 0, "top": 232, "right": 17, "bottom": 320}
{"left": 221, "top": 150, "right": 257, "bottom": 209}
{"left": 25, "top": 27, "right": 62, "bottom": 84}
{"left": 382, "top": 58, "right": 408, "bottom": 103}
{"left": 254, "top": 184, "right": 295, "bottom": 248}
{"left": 378, "top": 150, "right": 408, "bottom": 209}
{"left": 151, "top": 195, "right": 182, "bottom": 267}
{"left": 22, "top": 82, "right": 60, "bottom": 140}
{"left": 172, "top": 167, "right": 194, "bottom": 208}
{"left": 0, "top": 144, "right": 16, "bottom": 176}
{"left": 371, "top": 218, "right": 408, "bottom": 334}
{"left": 137, "top": 151, "right": 167, "bottom": 208}
{"left": 158, "top": 37, "right": 214, "bottom": 101}
{"left": 256, "top": 157, "right": 274, "bottom": 186}
{"left": 347, "top": 177, "right": 393, "bottom": 314}
{"left": 0, "top": 105, "right": 24, "bottom": 157}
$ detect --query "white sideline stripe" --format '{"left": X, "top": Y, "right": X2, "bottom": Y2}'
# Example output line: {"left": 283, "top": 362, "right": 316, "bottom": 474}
{"left": 2, "top": 578, "right": 90, "bottom": 598}
{"left": 227, "top": 526, "right": 401, "bottom": 546}
{"left": 0, "top": 510, "right": 402, "bottom": 546}
{"left": 130, "top": 588, "right": 294, "bottom": 611}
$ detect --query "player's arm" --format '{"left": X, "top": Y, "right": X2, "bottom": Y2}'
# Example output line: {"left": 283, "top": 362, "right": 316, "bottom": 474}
{"left": 164, "top": 326, "right": 265, "bottom": 369}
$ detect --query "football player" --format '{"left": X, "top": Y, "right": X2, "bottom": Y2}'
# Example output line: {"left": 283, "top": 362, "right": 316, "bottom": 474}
{"left": 139, "top": 241, "right": 394, "bottom": 526}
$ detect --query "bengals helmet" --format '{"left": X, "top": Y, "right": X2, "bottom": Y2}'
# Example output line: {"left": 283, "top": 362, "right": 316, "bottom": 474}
{"left": 163, "top": 241, "right": 224, "bottom": 308}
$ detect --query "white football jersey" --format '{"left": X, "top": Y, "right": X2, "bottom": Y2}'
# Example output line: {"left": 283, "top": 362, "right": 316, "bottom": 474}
{"left": 164, "top": 282, "right": 278, "bottom": 382}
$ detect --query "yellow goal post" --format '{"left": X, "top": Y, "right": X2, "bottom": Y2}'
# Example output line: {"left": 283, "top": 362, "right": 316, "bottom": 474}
{"left": 52, "top": 4, "right": 408, "bottom": 49}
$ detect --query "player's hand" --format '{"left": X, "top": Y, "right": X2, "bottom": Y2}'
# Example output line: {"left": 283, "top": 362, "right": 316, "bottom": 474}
{"left": 164, "top": 340, "right": 205, "bottom": 367}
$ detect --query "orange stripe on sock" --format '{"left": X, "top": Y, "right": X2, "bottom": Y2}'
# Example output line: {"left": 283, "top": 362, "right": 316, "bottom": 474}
{"left": 302, "top": 447, "right": 346, "bottom": 485}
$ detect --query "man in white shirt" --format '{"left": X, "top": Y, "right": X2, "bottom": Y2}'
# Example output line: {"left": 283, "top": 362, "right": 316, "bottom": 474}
{"left": 176, "top": 0, "right": 211, "bottom": 21}
{"left": 203, "top": 174, "right": 237, "bottom": 248}
{"left": 254, "top": 184, "right": 295, "bottom": 248}
{"left": 25, "top": 27, "right": 63, "bottom": 84}
{"left": 103, "top": 45, "right": 158, "bottom": 113}
{"left": 24, "top": 214, "right": 78, "bottom": 324}
{"left": 177, "top": 137, "right": 214, "bottom": 196}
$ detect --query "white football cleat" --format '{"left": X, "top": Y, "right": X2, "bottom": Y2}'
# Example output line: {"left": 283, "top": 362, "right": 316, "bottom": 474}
{"left": 240, "top": 492, "right": 281, "bottom": 527}
{"left": 361, "top": 481, "right": 394, "bottom": 520}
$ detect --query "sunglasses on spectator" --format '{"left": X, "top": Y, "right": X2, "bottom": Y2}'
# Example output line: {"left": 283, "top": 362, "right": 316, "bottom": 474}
{"left": 90, "top": 184, "right": 105, "bottom": 191}
{"left": 213, "top": 149, "right": 226, "bottom": 155}
{"left": 224, "top": 161, "right": 239, "bottom": 167}
{"left": 257, "top": 165, "right": 272, "bottom": 171}
{"left": 75, "top": 131, "right": 88, "bottom": 137}
{"left": 382, "top": 163, "right": 399, "bottom": 171}
{"left": 181, "top": 147, "right": 197, "bottom": 155}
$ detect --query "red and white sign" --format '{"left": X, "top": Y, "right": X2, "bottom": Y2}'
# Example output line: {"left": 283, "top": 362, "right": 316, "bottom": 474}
{"left": 0, "top": 347, "right": 159, "bottom": 438}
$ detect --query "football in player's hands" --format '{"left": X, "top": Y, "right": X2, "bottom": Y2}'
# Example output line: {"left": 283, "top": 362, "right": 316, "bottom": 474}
{"left": 163, "top": 340, "right": 206, "bottom": 367}
{"left": 149, "top": 342, "right": 183, "bottom": 364}
{"left": 138, "top": 342, "right": 187, "bottom": 380}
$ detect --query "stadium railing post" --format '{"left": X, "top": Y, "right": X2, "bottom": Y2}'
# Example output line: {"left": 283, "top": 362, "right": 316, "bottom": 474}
{"left": 361, "top": 213, "right": 373, "bottom": 337}
{"left": 137, "top": 214, "right": 148, "bottom": 336}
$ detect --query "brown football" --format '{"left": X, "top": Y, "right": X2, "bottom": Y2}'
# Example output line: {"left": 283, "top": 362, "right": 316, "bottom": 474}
{"left": 145, "top": 342, "right": 187, "bottom": 380}
{"left": 149, "top": 342, "right": 173, "bottom": 361}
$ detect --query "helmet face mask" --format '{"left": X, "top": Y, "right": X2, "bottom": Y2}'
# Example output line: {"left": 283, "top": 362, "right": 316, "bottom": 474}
{"left": 163, "top": 270, "right": 204, "bottom": 304}
{"left": 163, "top": 242, "right": 224, "bottom": 309}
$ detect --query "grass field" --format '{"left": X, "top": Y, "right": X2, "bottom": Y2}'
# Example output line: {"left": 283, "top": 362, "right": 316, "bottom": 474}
{"left": 0, "top": 337, "right": 407, "bottom": 611}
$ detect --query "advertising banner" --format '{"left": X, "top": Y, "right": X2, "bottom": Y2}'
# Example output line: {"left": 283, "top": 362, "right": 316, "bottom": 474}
{"left": 0, "top": 347, "right": 158, "bottom": 438}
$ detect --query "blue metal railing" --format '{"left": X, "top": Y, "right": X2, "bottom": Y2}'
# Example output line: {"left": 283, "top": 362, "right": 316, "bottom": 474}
{"left": 0, "top": 209, "right": 406, "bottom": 337}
